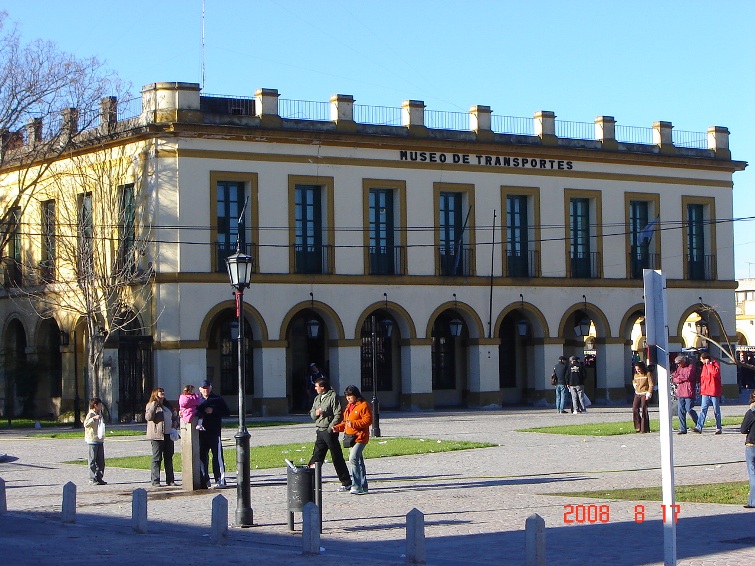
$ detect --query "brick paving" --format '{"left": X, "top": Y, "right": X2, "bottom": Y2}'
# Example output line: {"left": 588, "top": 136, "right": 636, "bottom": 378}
{"left": 1, "top": 404, "right": 754, "bottom": 565}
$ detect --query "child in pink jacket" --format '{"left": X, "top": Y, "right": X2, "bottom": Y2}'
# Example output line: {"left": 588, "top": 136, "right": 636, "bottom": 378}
{"left": 179, "top": 384, "right": 205, "bottom": 431}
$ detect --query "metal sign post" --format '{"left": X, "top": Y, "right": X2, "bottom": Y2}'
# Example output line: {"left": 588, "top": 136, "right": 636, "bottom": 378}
{"left": 643, "top": 269, "right": 676, "bottom": 566}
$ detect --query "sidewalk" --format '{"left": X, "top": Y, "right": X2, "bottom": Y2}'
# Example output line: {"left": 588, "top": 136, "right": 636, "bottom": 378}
{"left": 1, "top": 405, "right": 754, "bottom": 565}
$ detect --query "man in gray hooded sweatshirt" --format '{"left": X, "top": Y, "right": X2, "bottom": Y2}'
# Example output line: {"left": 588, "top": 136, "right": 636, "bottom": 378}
{"left": 308, "top": 377, "right": 352, "bottom": 491}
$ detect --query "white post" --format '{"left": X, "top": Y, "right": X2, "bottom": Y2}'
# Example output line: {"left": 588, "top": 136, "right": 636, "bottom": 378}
{"left": 131, "top": 488, "right": 148, "bottom": 533}
{"left": 302, "top": 502, "right": 321, "bottom": 555}
{"left": 525, "top": 513, "right": 546, "bottom": 566}
{"left": 644, "top": 269, "right": 676, "bottom": 565}
{"left": 406, "top": 508, "right": 426, "bottom": 564}
{"left": 210, "top": 494, "right": 228, "bottom": 545}
{"left": 62, "top": 482, "right": 76, "bottom": 523}
{"left": 0, "top": 477, "right": 6, "bottom": 514}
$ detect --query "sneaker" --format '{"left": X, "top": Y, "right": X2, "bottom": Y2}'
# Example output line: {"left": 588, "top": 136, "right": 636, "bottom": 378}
{"left": 166, "top": 481, "right": 176, "bottom": 486}
{"left": 212, "top": 480, "right": 227, "bottom": 489}
{"left": 152, "top": 482, "right": 161, "bottom": 487}
{"left": 96, "top": 479, "right": 108, "bottom": 485}
{"left": 196, "top": 424, "right": 206, "bottom": 431}
{"left": 692, "top": 428, "right": 702, "bottom": 434}
{"left": 350, "top": 488, "right": 366, "bottom": 495}
{"left": 336, "top": 485, "right": 353, "bottom": 493}
{"left": 715, "top": 429, "right": 723, "bottom": 435}
{"left": 677, "top": 430, "right": 687, "bottom": 435}
{"left": 581, "top": 408, "right": 587, "bottom": 414}
{"left": 88, "top": 479, "right": 98, "bottom": 485}
{"left": 573, "top": 410, "right": 578, "bottom": 414}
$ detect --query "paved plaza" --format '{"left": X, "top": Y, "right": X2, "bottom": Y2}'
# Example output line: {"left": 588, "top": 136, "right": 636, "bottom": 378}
{"left": 1, "top": 404, "right": 754, "bottom": 565}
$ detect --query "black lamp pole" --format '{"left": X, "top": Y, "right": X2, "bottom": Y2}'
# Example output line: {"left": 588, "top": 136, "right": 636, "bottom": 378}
{"left": 371, "top": 315, "right": 381, "bottom": 438}
{"left": 226, "top": 249, "right": 254, "bottom": 528}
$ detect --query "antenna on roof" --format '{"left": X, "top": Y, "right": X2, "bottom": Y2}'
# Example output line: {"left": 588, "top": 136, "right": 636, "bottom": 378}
{"left": 201, "top": 0, "right": 206, "bottom": 91}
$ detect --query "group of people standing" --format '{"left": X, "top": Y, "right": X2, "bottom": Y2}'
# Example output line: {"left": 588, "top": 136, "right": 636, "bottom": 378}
{"left": 306, "top": 373, "right": 373, "bottom": 495}
{"left": 144, "top": 380, "right": 230, "bottom": 488}
{"left": 552, "top": 355, "right": 589, "bottom": 415}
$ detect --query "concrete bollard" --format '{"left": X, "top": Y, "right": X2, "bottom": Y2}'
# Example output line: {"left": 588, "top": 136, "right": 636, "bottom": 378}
{"left": 132, "top": 488, "right": 148, "bottom": 533}
{"left": 181, "top": 417, "right": 203, "bottom": 490}
{"left": 525, "top": 513, "right": 546, "bottom": 566}
{"left": 62, "top": 482, "right": 76, "bottom": 523}
{"left": 406, "top": 508, "right": 426, "bottom": 564}
{"left": 301, "top": 502, "right": 321, "bottom": 555}
{"left": 210, "top": 494, "right": 228, "bottom": 545}
{"left": 0, "top": 477, "right": 6, "bottom": 514}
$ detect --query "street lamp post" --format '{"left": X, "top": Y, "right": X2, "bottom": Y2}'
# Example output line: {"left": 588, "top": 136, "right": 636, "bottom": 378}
{"left": 226, "top": 248, "right": 254, "bottom": 528}
{"left": 370, "top": 317, "right": 393, "bottom": 438}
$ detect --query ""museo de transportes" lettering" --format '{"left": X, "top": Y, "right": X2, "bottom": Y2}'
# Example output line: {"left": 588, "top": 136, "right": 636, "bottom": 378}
{"left": 399, "top": 150, "right": 573, "bottom": 170}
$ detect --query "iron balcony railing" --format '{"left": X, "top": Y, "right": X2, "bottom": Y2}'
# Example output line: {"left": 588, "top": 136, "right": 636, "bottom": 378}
{"left": 369, "top": 245, "right": 406, "bottom": 276}
{"left": 294, "top": 244, "right": 334, "bottom": 275}
{"left": 215, "top": 242, "right": 258, "bottom": 274}
{"left": 628, "top": 250, "right": 661, "bottom": 279}
{"left": 438, "top": 245, "right": 474, "bottom": 277}
{"left": 687, "top": 254, "right": 716, "bottom": 281}
{"left": 505, "top": 250, "right": 540, "bottom": 278}
{"left": 569, "top": 251, "right": 602, "bottom": 279}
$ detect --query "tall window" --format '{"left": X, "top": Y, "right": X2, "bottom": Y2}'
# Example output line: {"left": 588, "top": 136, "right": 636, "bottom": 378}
{"left": 369, "top": 188, "right": 396, "bottom": 275}
{"left": 295, "top": 184, "right": 323, "bottom": 274}
{"left": 216, "top": 181, "right": 245, "bottom": 271}
{"left": 439, "top": 192, "right": 464, "bottom": 276}
{"left": 687, "top": 203, "right": 705, "bottom": 280}
{"left": 629, "top": 200, "right": 650, "bottom": 278}
{"left": 506, "top": 195, "right": 529, "bottom": 277}
{"left": 4, "top": 207, "right": 22, "bottom": 286}
{"left": 77, "top": 193, "right": 93, "bottom": 279}
{"left": 570, "top": 198, "right": 591, "bottom": 278}
{"left": 118, "top": 185, "right": 135, "bottom": 273}
{"left": 41, "top": 200, "right": 55, "bottom": 282}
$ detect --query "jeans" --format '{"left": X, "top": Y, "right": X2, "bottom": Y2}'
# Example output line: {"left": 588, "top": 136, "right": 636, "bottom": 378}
{"left": 309, "top": 429, "right": 352, "bottom": 487}
{"left": 677, "top": 397, "right": 698, "bottom": 433}
{"left": 555, "top": 385, "right": 568, "bottom": 413}
{"left": 348, "top": 441, "right": 368, "bottom": 491}
{"left": 696, "top": 395, "right": 722, "bottom": 430}
{"left": 570, "top": 385, "right": 586, "bottom": 412}
{"left": 150, "top": 435, "right": 175, "bottom": 485}
{"left": 747, "top": 446, "right": 755, "bottom": 507}
{"left": 87, "top": 443, "right": 105, "bottom": 481}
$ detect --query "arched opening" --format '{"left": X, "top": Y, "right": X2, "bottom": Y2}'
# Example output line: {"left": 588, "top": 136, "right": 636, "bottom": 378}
{"left": 116, "top": 316, "right": 153, "bottom": 423}
{"left": 359, "top": 309, "right": 399, "bottom": 408}
{"left": 206, "top": 309, "right": 253, "bottom": 410}
{"left": 37, "top": 319, "right": 64, "bottom": 419}
{"left": 287, "top": 309, "right": 326, "bottom": 413}
{"left": 498, "top": 312, "right": 531, "bottom": 404}
{"left": 3, "top": 320, "right": 27, "bottom": 420}
{"left": 431, "top": 310, "right": 467, "bottom": 407}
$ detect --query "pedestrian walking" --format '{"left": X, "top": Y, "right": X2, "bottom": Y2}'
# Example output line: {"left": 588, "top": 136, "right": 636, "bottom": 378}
{"left": 332, "top": 385, "right": 373, "bottom": 495}
{"left": 568, "top": 356, "right": 587, "bottom": 414}
{"left": 308, "top": 377, "right": 353, "bottom": 491}
{"left": 672, "top": 355, "right": 699, "bottom": 434}
{"left": 552, "top": 356, "right": 570, "bottom": 414}
{"left": 740, "top": 390, "right": 755, "bottom": 509}
{"left": 631, "top": 361, "right": 654, "bottom": 433}
{"left": 693, "top": 352, "right": 723, "bottom": 434}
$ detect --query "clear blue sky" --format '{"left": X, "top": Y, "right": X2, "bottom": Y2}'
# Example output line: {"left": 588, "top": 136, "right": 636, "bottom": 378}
{"left": 5, "top": 0, "right": 754, "bottom": 278}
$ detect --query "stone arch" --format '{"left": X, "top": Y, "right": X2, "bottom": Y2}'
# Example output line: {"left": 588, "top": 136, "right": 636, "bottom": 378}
{"left": 354, "top": 301, "right": 417, "bottom": 340}
{"left": 200, "top": 300, "right": 269, "bottom": 343}
{"left": 425, "top": 301, "right": 485, "bottom": 340}
{"left": 494, "top": 301, "right": 550, "bottom": 338}
{"left": 557, "top": 302, "right": 611, "bottom": 338}
{"left": 279, "top": 300, "right": 344, "bottom": 342}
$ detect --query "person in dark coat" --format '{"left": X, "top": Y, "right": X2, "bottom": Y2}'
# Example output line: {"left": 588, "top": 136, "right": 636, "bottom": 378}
{"left": 568, "top": 355, "right": 587, "bottom": 414}
{"left": 197, "top": 380, "right": 231, "bottom": 488}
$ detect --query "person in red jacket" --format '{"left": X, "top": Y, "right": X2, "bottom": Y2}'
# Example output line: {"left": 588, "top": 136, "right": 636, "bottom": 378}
{"left": 693, "top": 352, "right": 723, "bottom": 434}
{"left": 332, "top": 385, "right": 373, "bottom": 495}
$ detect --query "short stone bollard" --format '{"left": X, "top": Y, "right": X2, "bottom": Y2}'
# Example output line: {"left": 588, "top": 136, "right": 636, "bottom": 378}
{"left": 406, "top": 508, "right": 426, "bottom": 564}
{"left": 525, "top": 513, "right": 546, "bottom": 566}
{"left": 132, "top": 488, "right": 148, "bottom": 533}
{"left": 62, "top": 482, "right": 76, "bottom": 523}
{"left": 0, "top": 477, "right": 6, "bottom": 514}
{"left": 210, "top": 494, "right": 228, "bottom": 545}
{"left": 301, "top": 502, "right": 321, "bottom": 555}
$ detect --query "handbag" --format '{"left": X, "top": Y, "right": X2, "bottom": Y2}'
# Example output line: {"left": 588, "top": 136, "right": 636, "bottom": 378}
{"left": 550, "top": 374, "right": 558, "bottom": 386}
{"left": 342, "top": 433, "right": 356, "bottom": 448}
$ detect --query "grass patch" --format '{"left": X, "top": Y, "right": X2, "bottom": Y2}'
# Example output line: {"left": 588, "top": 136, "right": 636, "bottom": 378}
{"left": 67, "top": 437, "right": 495, "bottom": 471}
{"left": 518, "top": 416, "right": 743, "bottom": 436}
{"left": 2, "top": 418, "right": 68, "bottom": 429}
{"left": 550, "top": 482, "right": 750, "bottom": 505}
{"left": 33, "top": 420, "right": 296, "bottom": 439}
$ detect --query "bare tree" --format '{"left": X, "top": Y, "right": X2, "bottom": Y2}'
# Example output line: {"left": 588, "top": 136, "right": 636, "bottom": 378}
{"left": 14, "top": 140, "right": 155, "bottom": 403}
{"left": 0, "top": 10, "right": 125, "bottom": 253}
